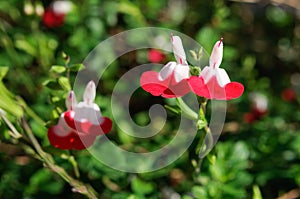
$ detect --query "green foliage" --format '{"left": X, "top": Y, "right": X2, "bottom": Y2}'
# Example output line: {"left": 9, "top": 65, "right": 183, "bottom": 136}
{"left": 0, "top": 0, "right": 300, "bottom": 198}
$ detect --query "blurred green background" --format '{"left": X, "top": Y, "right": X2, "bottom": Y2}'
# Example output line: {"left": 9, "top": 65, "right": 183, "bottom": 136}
{"left": 0, "top": 0, "right": 300, "bottom": 198}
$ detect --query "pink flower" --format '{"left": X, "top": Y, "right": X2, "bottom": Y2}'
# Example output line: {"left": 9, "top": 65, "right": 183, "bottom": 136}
{"left": 140, "top": 35, "right": 192, "bottom": 98}
{"left": 189, "top": 38, "right": 244, "bottom": 100}
{"left": 47, "top": 81, "right": 112, "bottom": 150}
{"left": 148, "top": 49, "right": 166, "bottom": 63}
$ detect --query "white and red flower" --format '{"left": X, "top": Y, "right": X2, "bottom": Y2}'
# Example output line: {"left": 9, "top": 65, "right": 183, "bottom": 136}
{"left": 189, "top": 38, "right": 244, "bottom": 100}
{"left": 43, "top": 0, "right": 72, "bottom": 28}
{"left": 140, "top": 35, "right": 192, "bottom": 98}
{"left": 47, "top": 81, "right": 112, "bottom": 150}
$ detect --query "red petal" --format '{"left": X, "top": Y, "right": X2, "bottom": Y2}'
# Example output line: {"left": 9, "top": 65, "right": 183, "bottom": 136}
{"left": 225, "top": 82, "right": 244, "bottom": 100}
{"left": 188, "top": 76, "right": 210, "bottom": 98}
{"left": 100, "top": 117, "right": 112, "bottom": 134}
{"left": 140, "top": 71, "right": 168, "bottom": 96}
{"left": 189, "top": 76, "right": 244, "bottom": 100}
{"left": 72, "top": 133, "right": 96, "bottom": 150}
{"left": 85, "top": 117, "right": 113, "bottom": 135}
{"left": 64, "top": 111, "right": 76, "bottom": 129}
{"left": 47, "top": 126, "right": 73, "bottom": 150}
{"left": 162, "top": 79, "right": 191, "bottom": 98}
{"left": 43, "top": 8, "right": 65, "bottom": 28}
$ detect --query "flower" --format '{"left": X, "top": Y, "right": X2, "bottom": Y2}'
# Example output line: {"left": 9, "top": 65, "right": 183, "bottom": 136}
{"left": 281, "top": 88, "right": 297, "bottom": 102}
{"left": 148, "top": 49, "right": 166, "bottom": 63}
{"left": 47, "top": 81, "right": 112, "bottom": 150}
{"left": 42, "top": 1, "right": 72, "bottom": 28}
{"left": 189, "top": 38, "right": 244, "bottom": 100}
{"left": 140, "top": 35, "right": 191, "bottom": 98}
{"left": 243, "top": 92, "right": 268, "bottom": 123}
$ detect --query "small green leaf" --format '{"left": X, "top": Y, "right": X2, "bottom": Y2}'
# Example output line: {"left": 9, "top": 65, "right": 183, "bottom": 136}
{"left": 69, "top": 63, "right": 85, "bottom": 72}
{"left": 207, "top": 153, "right": 216, "bottom": 165}
{"left": 131, "top": 177, "right": 154, "bottom": 195}
{"left": 0, "top": 66, "right": 9, "bottom": 80}
{"left": 50, "top": 65, "right": 66, "bottom": 73}
{"left": 58, "top": 77, "right": 71, "bottom": 91}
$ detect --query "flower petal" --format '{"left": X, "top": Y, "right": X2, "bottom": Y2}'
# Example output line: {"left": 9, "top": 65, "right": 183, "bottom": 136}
{"left": 162, "top": 79, "right": 191, "bottom": 98}
{"left": 201, "top": 66, "right": 215, "bottom": 84}
{"left": 83, "top": 80, "right": 96, "bottom": 105}
{"left": 72, "top": 133, "right": 96, "bottom": 150}
{"left": 158, "top": 62, "right": 176, "bottom": 81}
{"left": 65, "top": 91, "right": 77, "bottom": 110}
{"left": 209, "top": 39, "right": 223, "bottom": 68}
{"left": 86, "top": 116, "right": 113, "bottom": 135}
{"left": 174, "top": 64, "right": 190, "bottom": 83}
{"left": 215, "top": 68, "right": 230, "bottom": 87}
{"left": 224, "top": 82, "right": 244, "bottom": 100}
{"left": 47, "top": 126, "right": 73, "bottom": 150}
{"left": 140, "top": 71, "right": 168, "bottom": 96}
{"left": 171, "top": 35, "right": 187, "bottom": 65}
{"left": 188, "top": 76, "right": 210, "bottom": 98}
{"left": 74, "top": 102, "right": 102, "bottom": 125}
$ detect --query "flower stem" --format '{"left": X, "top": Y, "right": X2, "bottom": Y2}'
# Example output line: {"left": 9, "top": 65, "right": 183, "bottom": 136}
{"left": 21, "top": 117, "right": 98, "bottom": 199}
{"left": 176, "top": 97, "right": 198, "bottom": 121}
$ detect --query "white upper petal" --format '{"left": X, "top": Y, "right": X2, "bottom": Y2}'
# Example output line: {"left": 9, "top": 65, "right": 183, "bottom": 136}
{"left": 201, "top": 66, "right": 215, "bottom": 84}
{"left": 73, "top": 102, "right": 102, "bottom": 124}
{"left": 174, "top": 64, "right": 190, "bottom": 83}
{"left": 215, "top": 68, "right": 231, "bottom": 87}
{"left": 209, "top": 40, "right": 223, "bottom": 68}
{"left": 158, "top": 62, "right": 176, "bottom": 81}
{"left": 65, "top": 91, "right": 77, "bottom": 110}
{"left": 83, "top": 81, "right": 96, "bottom": 105}
{"left": 172, "top": 35, "right": 187, "bottom": 65}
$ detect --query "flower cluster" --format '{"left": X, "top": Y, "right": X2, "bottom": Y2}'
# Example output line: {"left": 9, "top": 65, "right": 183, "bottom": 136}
{"left": 47, "top": 35, "right": 244, "bottom": 150}
{"left": 140, "top": 35, "right": 244, "bottom": 100}
{"left": 47, "top": 81, "right": 112, "bottom": 150}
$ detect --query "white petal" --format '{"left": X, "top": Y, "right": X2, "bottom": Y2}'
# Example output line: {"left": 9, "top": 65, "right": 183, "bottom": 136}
{"left": 171, "top": 35, "right": 187, "bottom": 65}
{"left": 158, "top": 62, "right": 176, "bottom": 81}
{"left": 74, "top": 102, "right": 102, "bottom": 124}
{"left": 65, "top": 91, "right": 77, "bottom": 110}
{"left": 215, "top": 68, "right": 231, "bottom": 87}
{"left": 201, "top": 66, "right": 215, "bottom": 84}
{"left": 209, "top": 39, "right": 223, "bottom": 68}
{"left": 56, "top": 113, "right": 73, "bottom": 136}
{"left": 53, "top": 0, "right": 72, "bottom": 14}
{"left": 83, "top": 81, "right": 96, "bottom": 105}
{"left": 174, "top": 64, "right": 190, "bottom": 83}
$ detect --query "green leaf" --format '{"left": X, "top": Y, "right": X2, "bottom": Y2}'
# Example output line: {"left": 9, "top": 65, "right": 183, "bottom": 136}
{"left": 58, "top": 77, "right": 71, "bottom": 91}
{"left": 131, "top": 177, "right": 154, "bottom": 195}
{"left": 252, "top": 185, "right": 263, "bottom": 199}
{"left": 0, "top": 82, "right": 23, "bottom": 117}
{"left": 50, "top": 65, "right": 66, "bottom": 73}
{"left": 0, "top": 66, "right": 9, "bottom": 80}
{"left": 69, "top": 63, "right": 85, "bottom": 72}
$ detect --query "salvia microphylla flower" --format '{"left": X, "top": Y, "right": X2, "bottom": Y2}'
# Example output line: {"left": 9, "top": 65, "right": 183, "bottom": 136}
{"left": 43, "top": 0, "right": 72, "bottom": 28}
{"left": 243, "top": 92, "right": 268, "bottom": 123}
{"left": 140, "top": 35, "right": 191, "bottom": 98}
{"left": 47, "top": 81, "right": 112, "bottom": 150}
{"left": 189, "top": 38, "right": 244, "bottom": 100}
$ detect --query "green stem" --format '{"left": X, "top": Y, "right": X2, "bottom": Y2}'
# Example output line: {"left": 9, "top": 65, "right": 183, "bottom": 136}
{"left": 176, "top": 97, "right": 198, "bottom": 121}
{"left": 0, "top": 109, "right": 22, "bottom": 139}
{"left": 21, "top": 117, "right": 98, "bottom": 199}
